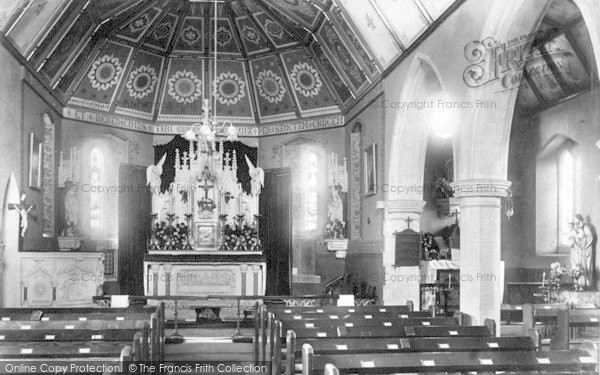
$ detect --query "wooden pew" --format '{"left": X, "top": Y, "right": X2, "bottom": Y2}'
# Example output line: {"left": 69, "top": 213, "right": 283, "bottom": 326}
{"left": 281, "top": 335, "right": 534, "bottom": 375}
{"left": 268, "top": 305, "right": 412, "bottom": 315}
{"left": 0, "top": 305, "right": 164, "bottom": 365}
{"left": 279, "top": 324, "right": 492, "bottom": 375}
{"left": 281, "top": 317, "right": 458, "bottom": 330}
{"left": 314, "top": 347, "right": 598, "bottom": 375}
{"left": 551, "top": 309, "right": 600, "bottom": 350}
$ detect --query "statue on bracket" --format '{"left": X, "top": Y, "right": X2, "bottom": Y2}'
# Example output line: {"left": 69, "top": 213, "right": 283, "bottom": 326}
{"left": 568, "top": 214, "right": 594, "bottom": 289}
{"left": 245, "top": 154, "right": 264, "bottom": 196}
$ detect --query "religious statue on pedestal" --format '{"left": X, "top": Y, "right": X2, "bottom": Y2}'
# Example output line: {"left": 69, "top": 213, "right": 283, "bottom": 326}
{"left": 568, "top": 214, "right": 594, "bottom": 289}
{"left": 146, "top": 153, "right": 167, "bottom": 193}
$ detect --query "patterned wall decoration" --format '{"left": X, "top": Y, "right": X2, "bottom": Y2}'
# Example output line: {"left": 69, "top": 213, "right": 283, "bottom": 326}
{"left": 350, "top": 127, "right": 362, "bottom": 239}
{"left": 210, "top": 59, "right": 254, "bottom": 123}
{"left": 42, "top": 114, "right": 55, "bottom": 237}
{"left": 236, "top": 16, "right": 270, "bottom": 55}
{"left": 115, "top": 50, "right": 165, "bottom": 120}
{"left": 249, "top": 55, "right": 296, "bottom": 122}
{"left": 280, "top": 49, "right": 339, "bottom": 117}
{"left": 253, "top": 12, "right": 297, "bottom": 48}
{"left": 263, "top": 0, "right": 321, "bottom": 30}
{"left": 144, "top": 12, "right": 178, "bottom": 52}
{"left": 209, "top": 18, "right": 241, "bottom": 56}
{"left": 40, "top": 9, "right": 95, "bottom": 82}
{"left": 309, "top": 43, "right": 352, "bottom": 104}
{"left": 69, "top": 41, "right": 133, "bottom": 111}
{"left": 317, "top": 22, "right": 368, "bottom": 93}
{"left": 336, "top": 0, "right": 400, "bottom": 69}
{"left": 173, "top": 16, "right": 204, "bottom": 54}
{"left": 329, "top": 4, "right": 382, "bottom": 76}
{"left": 158, "top": 58, "right": 205, "bottom": 122}
{"left": 117, "top": 7, "right": 161, "bottom": 43}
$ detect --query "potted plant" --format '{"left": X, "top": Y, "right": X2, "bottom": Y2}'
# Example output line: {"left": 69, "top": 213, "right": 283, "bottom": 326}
{"left": 324, "top": 218, "right": 348, "bottom": 258}
{"left": 432, "top": 177, "right": 456, "bottom": 215}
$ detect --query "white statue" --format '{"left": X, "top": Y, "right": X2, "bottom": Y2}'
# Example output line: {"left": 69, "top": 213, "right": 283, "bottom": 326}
{"left": 568, "top": 214, "right": 593, "bottom": 288}
{"left": 327, "top": 185, "right": 344, "bottom": 223}
{"left": 244, "top": 155, "right": 264, "bottom": 196}
{"left": 146, "top": 153, "right": 167, "bottom": 193}
{"left": 63, "top": 181, "right": 79, "bottom": 236}
{"left": 12, "top": 195, "right": 33, "bottom": 238}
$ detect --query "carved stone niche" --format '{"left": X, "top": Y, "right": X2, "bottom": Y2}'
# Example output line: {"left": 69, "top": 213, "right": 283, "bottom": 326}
{"left": 394, "top": 229, "right": 421, "bottom": 266}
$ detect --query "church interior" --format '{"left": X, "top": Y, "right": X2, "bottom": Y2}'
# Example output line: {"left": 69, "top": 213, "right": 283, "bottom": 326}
{"left": 0, "top": 0, "right": 599, "bottom": 372}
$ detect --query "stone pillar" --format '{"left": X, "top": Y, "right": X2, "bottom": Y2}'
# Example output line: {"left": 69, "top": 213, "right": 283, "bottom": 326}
{"left": 150, "top": 264, "right": 161, "bottom": 296}
{"left": 251, "top": 265, "right": 261, "bottom": 296}
{"left": 239, "top": 264, "right": 249, "bottom": 296}
{"left": 377, "top": 200, "right": 426, "bottom": 307}
{"left": 164, "top": 264, "right": 173, "bottom": 296}
{"left": 453, "top": 179, "right": 510, "bottom": 329}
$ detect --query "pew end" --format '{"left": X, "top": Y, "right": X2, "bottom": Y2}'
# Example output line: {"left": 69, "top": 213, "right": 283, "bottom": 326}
{"left": 120, "top": 345, "right": 133, "bottom": 363}
{"left": 580, "top": 340, "right": 599, "bottom": 361}
{"left": 324, "top": 363, "right": 339, "bottom": 375}
{"left": 453, "top": 311, "right": 463, "bottom": 325}
{"left": 271, "top": 320, "right": 282, "bottom": 375}
{"left": 484, "top": 318, "right": 496, "bottom": 337}
{"left": 285, "top": 330, "right": 296, "bottom": 375}
{"left": 406, "top": 300, "right": 414, "bottom": 312}
{"left": 301, "top": 344, "right": 314, "bottom": 375}
{"left": 550, "top": 309, "right": 569, "bottom": 350}
{"left": 526, "top": 328, "right": 542, "bottom": 352}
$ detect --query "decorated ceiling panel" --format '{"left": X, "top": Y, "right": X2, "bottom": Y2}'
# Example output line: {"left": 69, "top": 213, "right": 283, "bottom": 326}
{"left": 158, "top": 58, "right": 206, "bottom": 122}
{"left": 249, "top": 55, "right": 297, "bottom": 122}
{"left": 115, "top": 50, "right": 165, "bottom": 120}
{"left": 69, "top": 40, "right": 133, "bottom": 112}
{"left": 3, "top": 0, "right": 461, "bottom": 127}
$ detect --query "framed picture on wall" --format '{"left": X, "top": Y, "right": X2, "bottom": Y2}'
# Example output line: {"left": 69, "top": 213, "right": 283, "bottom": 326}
{"left": 364, "top": 143, "right": 377, "bottom": 196}
{"left": 28, "top": 133, "right": 42, "bottom": 190}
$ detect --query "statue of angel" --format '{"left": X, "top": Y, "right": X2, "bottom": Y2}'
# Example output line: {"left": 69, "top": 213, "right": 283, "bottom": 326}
{"left": 245, "top": 155, "right": 264, "bottom": 196}
{"left": 146, "top": 153, "right": 167, "bottom": 193}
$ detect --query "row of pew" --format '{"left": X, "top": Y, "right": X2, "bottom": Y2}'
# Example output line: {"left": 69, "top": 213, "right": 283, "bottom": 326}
{"left": 502, "top": 303, "right": 600, "bottom": 349}
{"left": 255, "top": 304, "right": 599, "bottom": 375}
{"left": 0, "top": 305, "right": 165, "bottom": 372}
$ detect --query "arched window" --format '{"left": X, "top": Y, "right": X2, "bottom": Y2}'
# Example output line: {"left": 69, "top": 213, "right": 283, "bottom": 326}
{"left": 304, "top": 152, "right": 318, "bottom": 231}
{"left": 90, "top": 148, "right": 104, "bottom": 234}
{"left": 558, "top": 149, "right": 575, "bottom": 246}
{"left": 535, "top": 136, "right": 578, "bottom": 254}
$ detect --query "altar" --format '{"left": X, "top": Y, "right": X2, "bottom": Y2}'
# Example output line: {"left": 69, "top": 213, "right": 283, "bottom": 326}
{"left": 144, "top": 104, "right": 267, "bottom": 301}
{"left": 143, "top": 252, "right": 265, "bottom": 297}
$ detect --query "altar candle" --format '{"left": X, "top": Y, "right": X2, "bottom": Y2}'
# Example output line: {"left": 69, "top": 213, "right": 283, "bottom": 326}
{"left": 542, "top": 272, "right": 546, "bottom": 287}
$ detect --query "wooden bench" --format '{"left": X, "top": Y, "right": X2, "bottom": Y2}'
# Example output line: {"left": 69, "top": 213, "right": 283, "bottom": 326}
{"left": 0, "top": 304, "right": 165, "bottom": 365}
{"left": 280, "top": 334, "right": 535, "bottom": 375}
{"left": 281, "top": 317, "right": 458, "bottom": 330}
{"left": 268, "top": 305, "right": 412, "bottom": 315}
{"left": 314, "top": 347, "right": 598, "bottom": 375}
{"left": 551, "top": 309, "right": 600, "bottom": 350}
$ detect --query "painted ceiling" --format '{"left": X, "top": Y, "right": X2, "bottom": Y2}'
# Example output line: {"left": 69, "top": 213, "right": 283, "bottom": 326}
{"left": 2, "top": 0, "right": 457, "bottom": 126}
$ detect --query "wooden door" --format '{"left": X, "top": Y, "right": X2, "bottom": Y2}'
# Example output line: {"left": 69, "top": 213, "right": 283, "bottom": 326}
{"left": 260, "top": 168, "right": 292, "bottom": 295}
{"left": 118, "top": 164, "right": 151, "bottom": 295}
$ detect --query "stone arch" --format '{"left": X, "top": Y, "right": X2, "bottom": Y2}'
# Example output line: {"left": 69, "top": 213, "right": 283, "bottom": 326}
{"left": 386, "top": 52, "right": 449, "bottom": 202}
{"left": 456, "top": 0, "right": 600, "bottom": 182}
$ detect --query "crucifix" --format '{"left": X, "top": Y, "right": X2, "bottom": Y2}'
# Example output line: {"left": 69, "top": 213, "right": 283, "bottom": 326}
{"left": 404, "top": 216, "right": 414, "bottom": 230}
{"left": 9, "top": 195, "right": 34, "bottom": 238}
{"left": 197, "top": 166, "right": 216, "bottom": 212}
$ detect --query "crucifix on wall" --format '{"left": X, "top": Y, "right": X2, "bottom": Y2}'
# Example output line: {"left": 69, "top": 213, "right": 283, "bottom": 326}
{"left": 10, "top": 194, "right": 34, "bottom": 238}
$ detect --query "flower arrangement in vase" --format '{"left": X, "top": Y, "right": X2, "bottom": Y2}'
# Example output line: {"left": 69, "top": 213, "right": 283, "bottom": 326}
{"left": 220, "top": 214, "right": 262, "bottom": 252}
{"left": 148, "top": 213, "right": 191, "bottom": 250}
{"left": 569, "top": 264, "right": 585, "bottom": 291}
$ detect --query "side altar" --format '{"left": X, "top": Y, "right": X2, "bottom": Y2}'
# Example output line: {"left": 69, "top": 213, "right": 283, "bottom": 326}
{"left": 144, "top": 113, "right": 266, "bottom": 303}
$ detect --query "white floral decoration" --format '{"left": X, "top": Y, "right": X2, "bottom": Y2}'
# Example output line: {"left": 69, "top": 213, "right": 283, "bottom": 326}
{"left": 255, "top": 70, "right": 286, "bottom": 104}
{"left": 126, "top": 65, "right": 158, "bottom": 99}
{"left": 290, "top": 62, "right": 322, "bottom": 98}
{"left": 88, "top": 54, "right": 123, "bottom": 91}
{"left": 213, "top": 71, "right": 246, "bottom": 106}
{"left": 167, "top": 70, "right": 202, "bottom": 104}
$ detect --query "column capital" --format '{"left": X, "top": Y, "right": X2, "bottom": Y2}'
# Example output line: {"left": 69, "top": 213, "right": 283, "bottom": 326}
{"left": 376, "top": 199, "right": 426, "bottom": 214}
{"left": 452, "top": 179, "right": 511, "bottom": 199}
